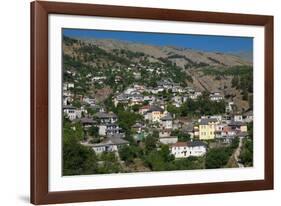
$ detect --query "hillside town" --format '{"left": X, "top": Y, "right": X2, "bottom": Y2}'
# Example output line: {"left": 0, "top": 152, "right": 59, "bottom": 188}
{"left": 63, "top": 74, "right": 253, "bottom": 173}
{"left": 62, "top": 34, "right": 253, "bottom": 175}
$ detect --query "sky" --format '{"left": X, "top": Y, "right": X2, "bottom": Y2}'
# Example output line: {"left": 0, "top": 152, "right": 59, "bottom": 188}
{"left": 63, "top": 28, "right": 253, "bottom": 53}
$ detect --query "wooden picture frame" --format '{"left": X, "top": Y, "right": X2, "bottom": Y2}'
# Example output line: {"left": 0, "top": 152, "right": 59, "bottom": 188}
{"left": 31, "top": 1, "right": 274, "bottom": 204}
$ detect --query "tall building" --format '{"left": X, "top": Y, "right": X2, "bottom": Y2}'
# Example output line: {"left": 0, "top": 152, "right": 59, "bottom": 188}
{"left": 199, "top": 118, "right": 218, "bottom": 140}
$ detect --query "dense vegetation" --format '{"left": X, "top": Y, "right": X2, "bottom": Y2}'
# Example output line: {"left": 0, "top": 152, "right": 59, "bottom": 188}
{"left": 63, "top": 118, "right": 98, "bottom": 175}
{"left": 104, "top": 101, "right": 143, "bottom": 140}
{"left": 239, "top": 122, "right": 253, "bottom": 166}
{"left": 119, "top": 139, "right": 205, "bottom": 172}
{"left": 205, "top": 137, "right": 239, "bottom": 169}
{"left": 63, "top": 117, "right": 123, "bottom": 175}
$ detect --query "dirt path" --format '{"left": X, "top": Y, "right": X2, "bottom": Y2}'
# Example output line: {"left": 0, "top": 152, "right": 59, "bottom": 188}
{"left": 234, "top": 137, "right": 244, "bottom": 168}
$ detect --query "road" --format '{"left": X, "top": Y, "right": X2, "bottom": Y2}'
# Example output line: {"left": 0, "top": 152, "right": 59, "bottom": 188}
{"left": 234, "top": 136, "right": 244, "bottom": 168}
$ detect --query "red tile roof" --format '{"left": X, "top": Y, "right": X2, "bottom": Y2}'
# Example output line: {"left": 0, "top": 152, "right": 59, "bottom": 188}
{"left": 172, "top": 142, "right": 187, "bottom": 147}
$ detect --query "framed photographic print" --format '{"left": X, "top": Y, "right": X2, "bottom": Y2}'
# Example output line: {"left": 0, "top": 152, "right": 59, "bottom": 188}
{"left": 31, "top": 1, "right": 274, "bottom": 204}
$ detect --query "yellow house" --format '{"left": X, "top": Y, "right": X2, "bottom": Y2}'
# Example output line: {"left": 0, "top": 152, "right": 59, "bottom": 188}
{"left": 199, "top": 118, "right": 218, "bottom": 140}
{"left": 152, "top": 111, "right": 165, "bottom": 122}
{"left": 240, "top": 125, "right": 247, "bottom": 132}
{"left": 144, "top": 105, "right": 165, "bottom": 122}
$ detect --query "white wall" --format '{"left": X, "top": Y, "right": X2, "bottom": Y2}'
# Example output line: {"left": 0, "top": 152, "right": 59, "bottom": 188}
{"left": 0, "top": 0, "right": 280, "bottom": 205}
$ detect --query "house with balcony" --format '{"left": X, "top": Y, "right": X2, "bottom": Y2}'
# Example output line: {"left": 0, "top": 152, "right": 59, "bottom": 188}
{"left": 63, "top": 105, "right": 81, "bottom": 121}
{"left": 170, "top": 141, "right": 207, "bottom": 158}
{"left": 95, "top": 112, "right": 118, "bottom": 124}
{"left": 98, "top": 123, "right": 122, "bottom": 136}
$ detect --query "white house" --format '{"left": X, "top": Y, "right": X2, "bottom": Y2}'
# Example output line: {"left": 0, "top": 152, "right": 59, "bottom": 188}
{"left": 124, "top": 87, "right": 136, "bottom": 94}
{"left": 133, "top": 72, "right": 141, "bottom": 79}
{"left": 63, "top": 82, "right": 74, "bottom": 91}
{"left": 159, "top": 136, "right": 178, "bottom": 145}
{"left": 159, "top": 129, "right": 172, "bottom": 138}
{"left": 189, "top": 91, "right": 202, "bottom": 100}
{"left": 160, "top": 113, "right": 173, "bottom": 129}
{"left": 210, "top": 115, "right": 223, "bottom": 121}
{"left": 209, "top": 92, "right": 224, "bottom": 102}
{"left": 95, "top": 112, "right": 118, "bottom": 124}
{"left": 133, "top": 84, "right": 146, "bottom": 92}
{"left": 83, "top": 97, "right": 96, "bottom": 107}
{"left": 128, "top": 94, "right": 144, "bottom": 106}
{"left": 215, "top": 123, "right": 227, "bottom": 138}
{"left": 187, "top": 141, "right": 207, "bottom": 157}
{"left": 172, "top": 96, "right": 182, "bottom": 107}
{"left": 63, "top": 96, "right": 73, "bottom": 106}
{"left": 68, "top": 83, "right": 74, "bottom": 88}
{"left": 63, "top": 105, "right": 81, "bottom": 121}
{"left": 98, "top": 124, "right": 122, "bottom": 136}
{"left": 234, "top": 114, "right": 243, "bottom": 122}
{"left": 243, "top": 110, "right": 253, "bottom": 122}
{"left": 92, "top": 76, "right": 106, "bottom": 82}
{"left": 225, "top": 101, "right": 234, "bottom": 113}
{"left": 170, "top": 141, "right": 207, "bottom": 158}
{"left": 171, "top": 142, "right": 189, "bottom": 158}
{"left": 172, "top": 86, "right": 184, "bottom": 93}
{"left": 91, "top": 137, "right": 129, "bottom": 154}
{"left": 114, "top": 93, "right": 129, "bottom": 106}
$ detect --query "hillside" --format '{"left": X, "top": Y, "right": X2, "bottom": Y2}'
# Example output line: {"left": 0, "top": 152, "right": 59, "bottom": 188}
{"left": 70, "top": 37, "right": 252, "bottom": 67}
{"left": 62, "top": 36, "right": 253, "bottom": 112}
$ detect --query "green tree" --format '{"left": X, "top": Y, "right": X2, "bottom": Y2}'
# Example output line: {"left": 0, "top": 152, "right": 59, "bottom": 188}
{"left": 171, "top": 130, "right": 191, "bottom": 142}
{"left": 119, "top": 145, "right": 137, "bottom": 164}
{"left": 239, "top": 138, "right": 253, "bottom": 166}
{"left": 63, "top": 138, "right": 98, "bottom": 175}
{"left": 242, "top": 89, "right": 249, "bottom": 101}
{"left": 205, "top": 147, "right": 232, "bottom": 169}
{"left": 248, "top": 95, "right": 253, "bottom": 109}
{"left": 98, "top": 152, "right": 121, "bottom": 173}
{"left": 145, "top": 150, "right": 166, "bottom": 171}
{"left": 247, "top": 122, "right": 253, "bottom": 138}
{"left": 144, "top": 134, "right": 157, "bottom": 153}
{"left": 131, "top": 104, "right": 141, "bottom": 112}
{"left": 63, "top": 119, "right": 97, "bottom": 175}
{"left": 159, "top": 144, "right": 175, "bottom": 162}
{"left": 167, "top": 103, "right": 181, "bottom": 117}
{"left": 88, "top": 126, "right": 99, "bottom": 137}
{"left": 231, "top": 76, "right": 239, "bottom": 88}
{"left": 63, "top": 119, "right": 84, "bottom": 143}
{"left": 205, "top": 138, "right": 239, "bottom": 169}
{"left": 117, "top": 110, "right": 143, "bottom": 136}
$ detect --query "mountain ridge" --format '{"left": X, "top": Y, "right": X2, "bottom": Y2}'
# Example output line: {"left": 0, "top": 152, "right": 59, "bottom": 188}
{"left": 65, "top": 35, "right": 252, "bottom": 68}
